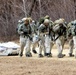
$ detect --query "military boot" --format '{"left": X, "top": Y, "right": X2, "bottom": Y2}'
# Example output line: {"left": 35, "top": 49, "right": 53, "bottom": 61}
{"left": 32, "top": 50, "right": 37, "bottom": 54}
{"left": 38, "top": 54, "right": 43, "bottom": 58}
{"left": 69, "top": 53, "right": 74, "bottom": 57}
{"left": 26, "top": 53, "right": 32, "bottom": 57}
{"left": 47, "top": 53, "right": 52, "bottom": 57}
{"left": 19, "top": 52, "right": 23, "bottom": 57}
{"left": 58, "top": 53, "right": 65, "bottom": 58}
{"left": 45, "top": 53, "right": 52, "bottom": 57}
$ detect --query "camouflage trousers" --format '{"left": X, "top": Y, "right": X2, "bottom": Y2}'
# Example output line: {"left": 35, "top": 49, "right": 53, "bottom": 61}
{"left": 38, "top": 35, "right": 45, "bottom": 55}
{"left": 68, "top": 38, "right": 74, "bottom": 54}
{"left": 19, "top": 36, "right": 31, "bottom": 56}
{"left": 45, "top": 35, "right": 51, "bottom": 54}
{"left": 73, "top": 36, "right": 76, "bottom": 58}
{"left": 50, "top": 35, "right": 65, "bottom": 55}
{"left": 32, "top": 34, "right": 39, "bottom": 51}
{"left": 38, "top": 35, "right": 51, "bottom": 55}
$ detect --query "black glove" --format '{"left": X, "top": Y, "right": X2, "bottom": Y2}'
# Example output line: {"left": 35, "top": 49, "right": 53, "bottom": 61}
{"left": 26, "top": 34, "right": 32, "bottom": 41}
{"left": 29, "top": 37, "right": 32, "bottom": 41}
{"left": 23, "top": 32, "right": 28, "bottom": 35}
{"left": 27, "top": 35, "right": 32, "bottom": 41}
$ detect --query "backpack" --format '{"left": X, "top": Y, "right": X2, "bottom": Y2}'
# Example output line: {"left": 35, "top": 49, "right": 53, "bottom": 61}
{"left": 52, "top": 23, "right": 66, "bottom": 36}
{"left": 16, "top": 20, "right": 24, "bottom": 32}
{"left": 52, "top": 24, "right": 60, "bottom": 32}
{"left": 71, "top": 23, "right": 76, "bottom": 36}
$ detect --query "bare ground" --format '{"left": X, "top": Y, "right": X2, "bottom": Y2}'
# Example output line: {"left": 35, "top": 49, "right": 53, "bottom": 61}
{"left": 0, "top": 44, "right": 76, "bottom": 75}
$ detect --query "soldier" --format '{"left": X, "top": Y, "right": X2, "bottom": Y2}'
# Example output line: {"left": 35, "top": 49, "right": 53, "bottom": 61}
{"left": 38, "top": 19, "right": 52, "bottom": 57}
{"left": 28, "top": 17, "right": 39, "bottom": 54}
{"left": 17, "top": 18, "right": 32, "bottom": 57}
{"left": 51, "top": 18, "right": 66, "bottom": 58}
{"left": 44, "top": 15, "right": 54, "bottom": 57}
{"left": 67, "top": 21, "right": 74, "bottom": 57}
{"left": 72, "top": 20, "right": 76, "bottom": 58}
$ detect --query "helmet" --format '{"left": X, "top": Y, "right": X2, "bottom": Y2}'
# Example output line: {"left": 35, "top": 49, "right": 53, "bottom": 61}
{"left": 73, "top": 20, "right": 76, "bottom": 25}
{"left": 22, "top": 18, "right": 29, "bottom": 25}
{"left": 22, "top": 18, "right": 27, "bottom": 22}
{"left": 28, "top": 17, "right": 32, "bottom": 23}
{"left": 44, "top": 19, "right": 49, "bottom": 23}
{"left": 44, "top": 15, "right": 50, "bottom": 19}
{"left": 71, "top": 21, "right": 74, "bottom": 25}
{"left": 54, "top": 18, "right": 65, "bottom": 24}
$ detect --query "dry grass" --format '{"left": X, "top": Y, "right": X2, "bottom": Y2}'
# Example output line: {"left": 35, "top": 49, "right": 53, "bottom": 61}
{"left": 0, "top": 45, "right": 76, "bottom": 75}
{"left": 0, "top": 56, "right": 76, "bottom": 75}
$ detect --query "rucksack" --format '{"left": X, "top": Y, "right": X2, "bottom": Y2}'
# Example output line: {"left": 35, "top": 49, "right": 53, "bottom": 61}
{"left": 52, "top": 24, "right": 60, "bottom": 32}
{"left": 71, "top": 23, "right": 76, "bottom": 35}
{"left": 52, "top": 23, "right": 66, "bottom": 36}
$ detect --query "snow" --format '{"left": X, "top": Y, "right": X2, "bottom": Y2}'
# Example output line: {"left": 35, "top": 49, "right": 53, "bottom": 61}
{"left": 0, "top": 42, "right": 20, "bottom": 56}
{"left": 0, "top": 42, "right": 20, "bottom": 49}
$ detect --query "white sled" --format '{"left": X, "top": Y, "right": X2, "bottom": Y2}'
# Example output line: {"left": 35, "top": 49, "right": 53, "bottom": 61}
{"left": 0, "top": 42, "right": 20, "bottom": 56}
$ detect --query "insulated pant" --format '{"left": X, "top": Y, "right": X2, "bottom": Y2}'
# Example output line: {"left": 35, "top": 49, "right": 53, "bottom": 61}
{"left": 38, "top": 36, "right": 45, "bottom": 55}
{"left": 69, "top": 39, "right": 74, "bottom": 54}
{"left": 55, "top": 36, "right": 65, "bottom": 55}
{"left": 45, "top": 35, "right": 51, "bottom": 54}
{"left": 32, "top": 35, "right": 39, "bottom": 51}
{"left": 19, "top": 36, "right": 31, "bottom": 56}
{"left": 73, "top": 36, "right": 76, "bottom": 57}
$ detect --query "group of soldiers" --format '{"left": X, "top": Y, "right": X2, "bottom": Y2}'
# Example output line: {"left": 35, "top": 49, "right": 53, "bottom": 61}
{"left": 17, "top": 15, "right": 76, "bottom": 58}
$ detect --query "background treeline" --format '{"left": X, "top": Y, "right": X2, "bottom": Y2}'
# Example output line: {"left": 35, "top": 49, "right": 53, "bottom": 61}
{"left": 0, "top": 0, "right": 76, "bottom": 41}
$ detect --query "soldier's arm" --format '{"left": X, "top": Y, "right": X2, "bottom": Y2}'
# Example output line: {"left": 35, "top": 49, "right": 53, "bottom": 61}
{"left": 18, "top": 25, "right": 24, "bottom": 35}
{"left": 34, "top": 24, "right": 38, "bottom": 35}
{"left": 39, "top": 24, "right": 49, "bottom": 35}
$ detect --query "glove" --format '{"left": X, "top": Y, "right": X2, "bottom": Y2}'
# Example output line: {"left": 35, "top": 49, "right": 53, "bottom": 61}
{"left": 28, "top": 35, "right": 32, "bottom": 41}
{"left": 29, "top": 37, "right": 32, "bottom": 41}
{"left": 23, "top": 32, "right": 28, "bottom": 35}
{"left": 26, "top": 34, "right": 32, "bottom": 41}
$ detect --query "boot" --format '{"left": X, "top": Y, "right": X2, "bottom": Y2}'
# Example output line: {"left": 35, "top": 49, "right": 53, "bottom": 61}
{"left": 19, "top": 52, "right": 23, "bottom": 57}
{"left": 58, "top": 53, "right": 65, "bottom": 58}
{"left": 32, "top": 50, "right": 37, "bottom": 54}
{"left": 45, "top": 53, "right": 52, "bottom": 57}
{"left": 26, "top": 53, "right": 32, "bottom": 57}
{"left": 47, "top": 53, "right": 52, "bottom": 57}
{"left": 44, "top": 53, "right": 47, "bottom": 56}
{"left": 38, "top": 54, "right": 43, "bottom": 58}
{"left": 69, "top": 53, "right": 74, "bottom": 57}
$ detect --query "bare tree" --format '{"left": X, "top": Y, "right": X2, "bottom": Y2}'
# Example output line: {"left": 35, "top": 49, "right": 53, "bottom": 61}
{"left": 0, "top": 0, "right": 76, "bottom": 41}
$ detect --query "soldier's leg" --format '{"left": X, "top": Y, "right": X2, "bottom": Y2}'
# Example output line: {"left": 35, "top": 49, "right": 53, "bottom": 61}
{"left": 25, "top": 38, "right": 32, "bottom": 57}
{"left": 45, "top": 36, "right": 52, "bottom": 57}
{"left": 61, "top": 36, "right": 65, "bottom": 55}
{"left": 20, "top": 43, "right": 25, "bottom": 57}
{"left": 38, "top": 40, "right": 43, "bottom": 57}
{"left": 69, "top": 39, "right": 74, "bottom": 57}
{"left": 50, "top": 41, "right": 54, "bottom": 56}
{"left": 42, "top": 42, "right": 46, "bottom": 56}
{"left": 42, "top": 37, "right": 46, "bottom": 56}
{"left": 19, "top": 36, "right": 25, "bottom": 57}
{"left": 32, "top": 35, "right": 39, "bottom": 54}
{"left": 61, "top": 36, "right": 65, "bottom": 49}
{"left": 32, "top": 42, "right": 37, "bottom": 54}
{"left": 56, "top": 37, "right": 65, "bottom": 58}
{"left": 73, "top": 36, "right": 76, "bottom": 58}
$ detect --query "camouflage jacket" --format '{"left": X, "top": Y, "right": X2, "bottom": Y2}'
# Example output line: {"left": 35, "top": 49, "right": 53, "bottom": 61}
{"left": 68, "top": 22, "right": 76, "bottom": 36}
{"left": 17, "top": 23, "right": 32, "bottom": 36}
{"left": 38, "top": 24, "right": 52, "bottom": 36}
{"left": 30, "top": 22, "right": 38, "bottom": 35}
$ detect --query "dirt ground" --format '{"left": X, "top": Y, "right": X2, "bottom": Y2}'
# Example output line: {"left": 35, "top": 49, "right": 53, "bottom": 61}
{"left": 0, "top": 44, "right": 76, "bottom": 75}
